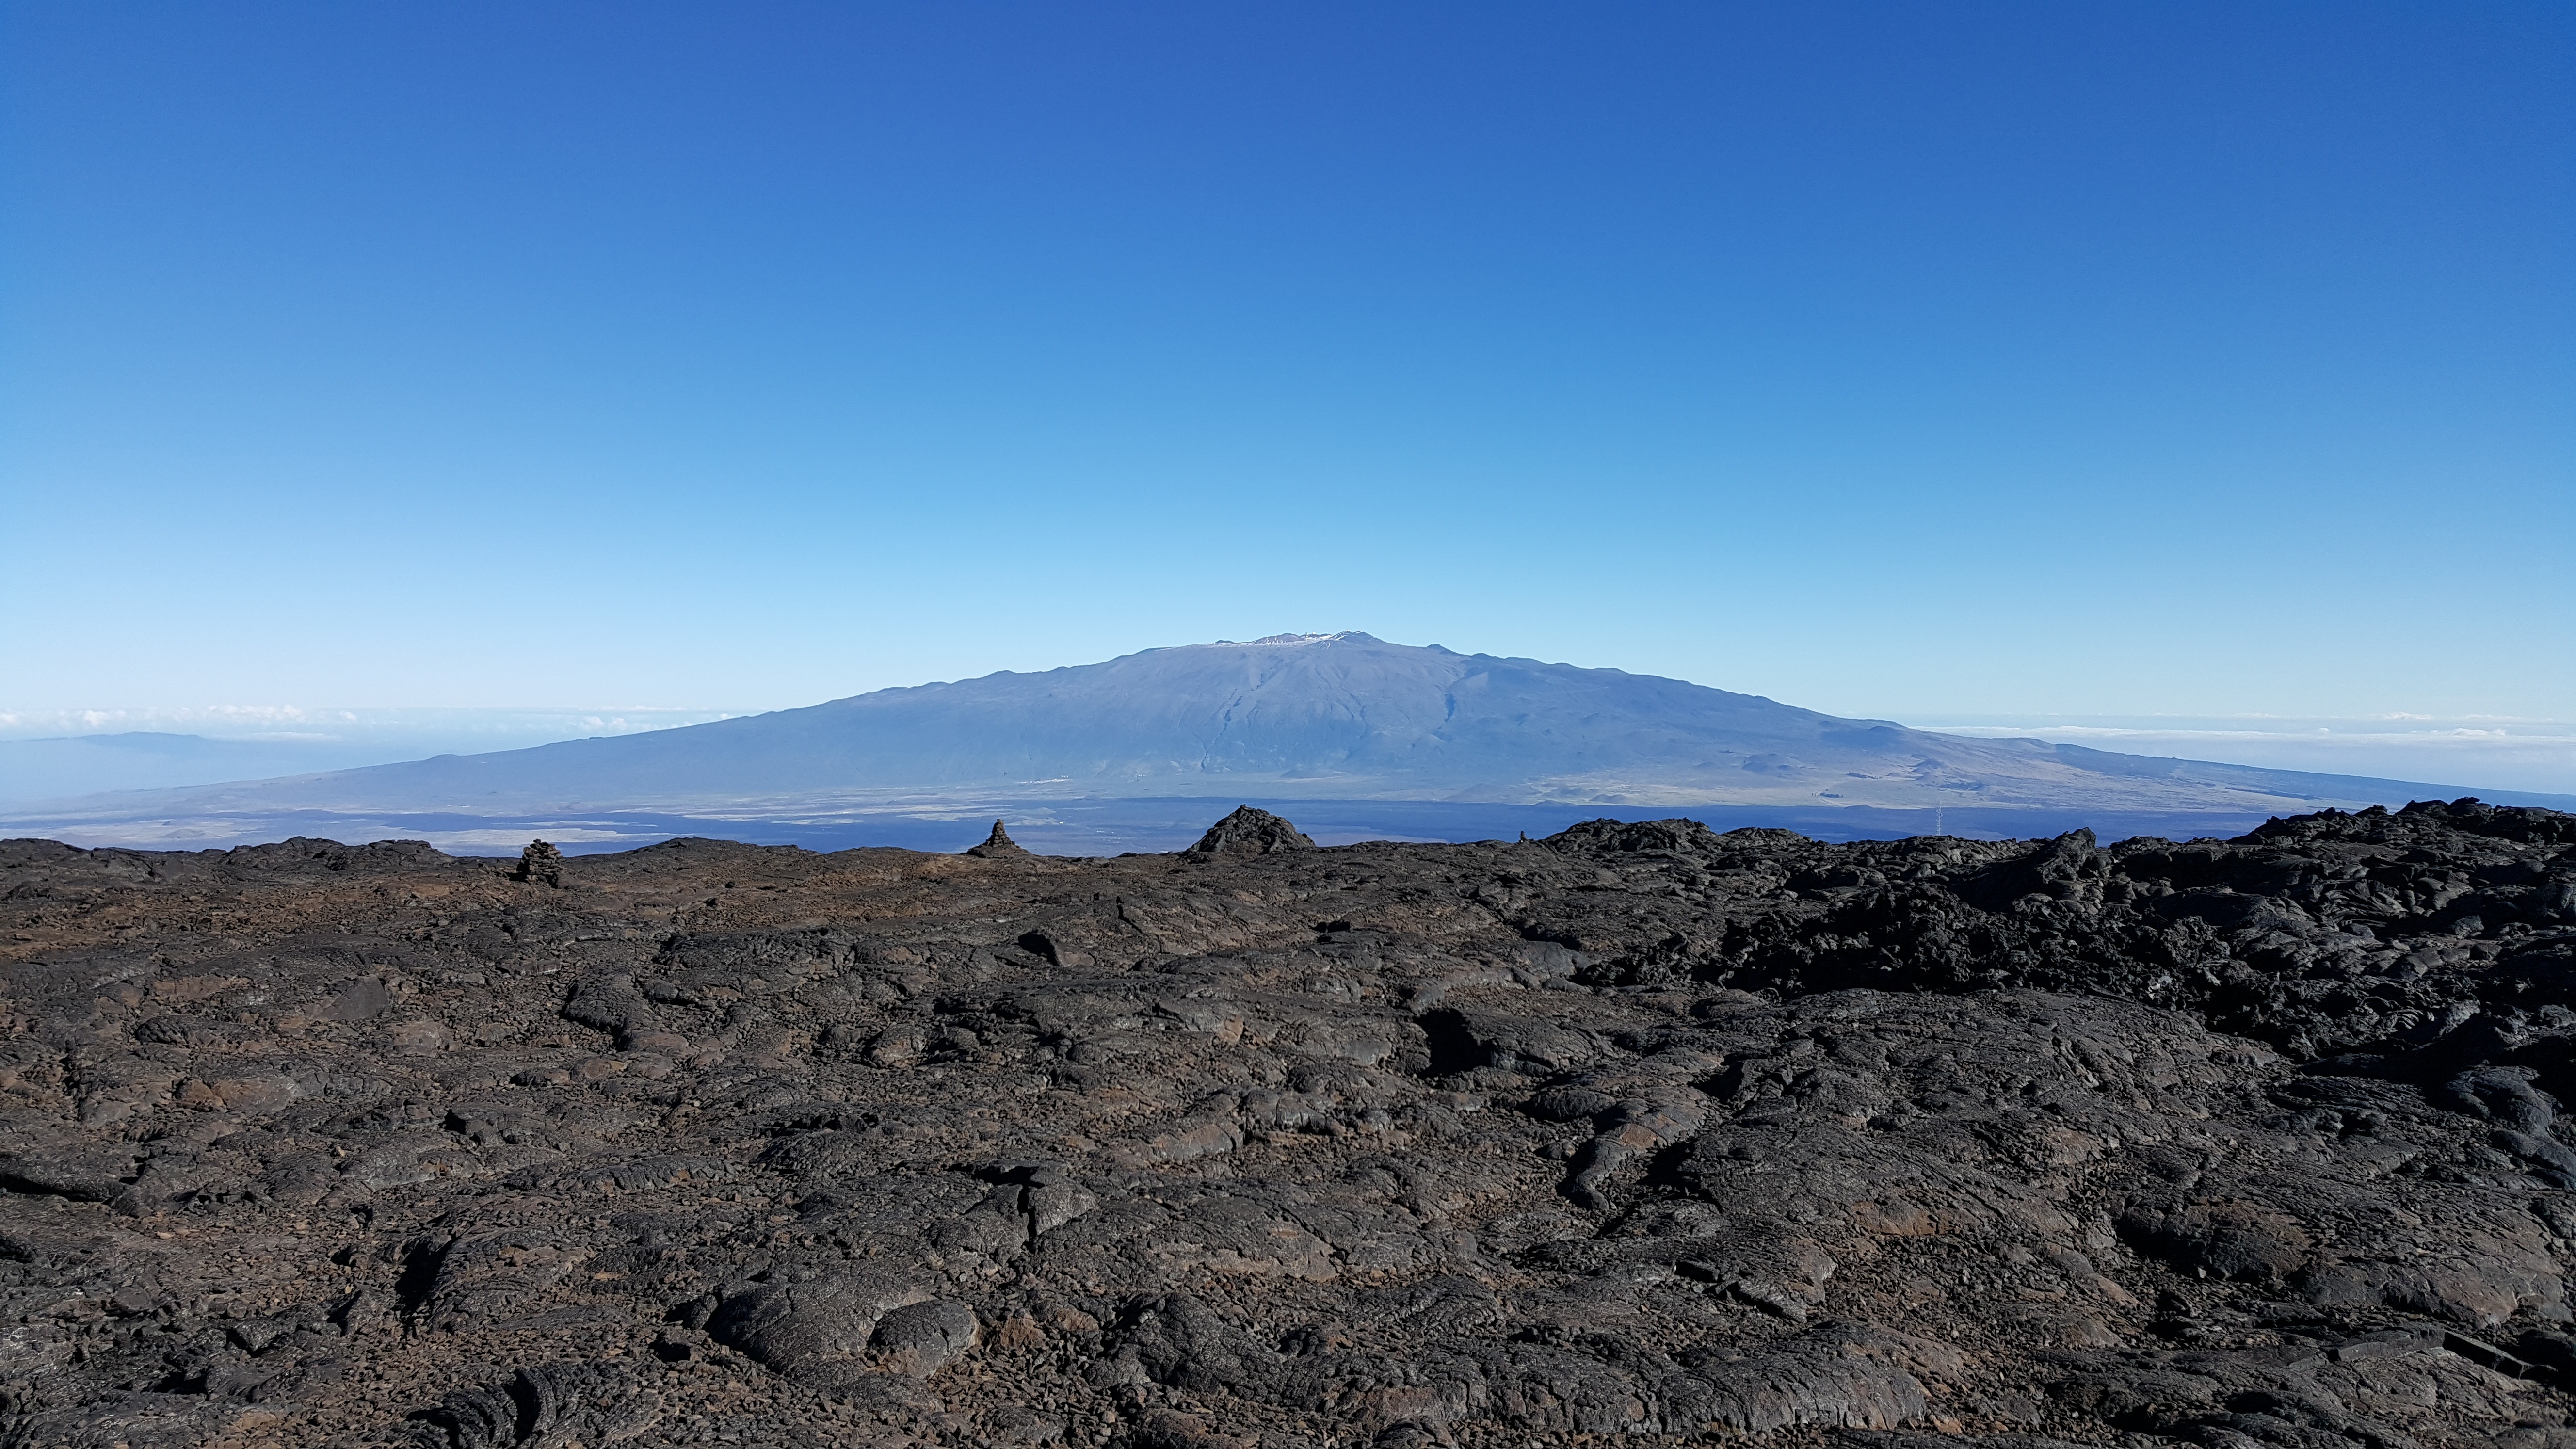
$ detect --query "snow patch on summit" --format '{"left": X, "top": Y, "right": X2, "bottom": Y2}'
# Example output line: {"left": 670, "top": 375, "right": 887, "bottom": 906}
{"left": 1220, "top": 632, "right": 1384, "bottom": 647}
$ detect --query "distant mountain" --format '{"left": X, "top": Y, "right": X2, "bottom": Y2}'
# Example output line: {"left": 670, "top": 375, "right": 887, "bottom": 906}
{"left": 11, "top": 636, "right": 2566, "bottom": 851}
{"left": 0, "top": 732, "right": 379, "bottom": 806}
{"left": 0, "top": 708, "right": 780, "bottom": 810}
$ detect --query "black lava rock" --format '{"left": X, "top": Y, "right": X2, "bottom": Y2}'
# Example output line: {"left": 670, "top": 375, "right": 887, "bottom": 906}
{"left": 0, "top": 798, "right": 2568, "bottom": 1446}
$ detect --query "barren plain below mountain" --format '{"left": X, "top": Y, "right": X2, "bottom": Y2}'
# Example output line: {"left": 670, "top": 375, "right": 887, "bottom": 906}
{"left": 4, "top": 799, "right": 2575, "bottom": 1448}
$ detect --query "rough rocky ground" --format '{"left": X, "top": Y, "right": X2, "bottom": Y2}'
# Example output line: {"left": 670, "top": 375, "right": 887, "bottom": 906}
{"left": 2, "top": 799, "right": 2572, "bottom": 1449}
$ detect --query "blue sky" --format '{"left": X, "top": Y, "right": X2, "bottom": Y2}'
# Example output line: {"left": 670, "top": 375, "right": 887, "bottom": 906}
{"left": 4, "top": 3, "right": 2570, "bottom": 742}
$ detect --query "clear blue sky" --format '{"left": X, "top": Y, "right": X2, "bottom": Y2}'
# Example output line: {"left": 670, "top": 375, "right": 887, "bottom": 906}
{"left": 4, "top": 2, "right": 2569, "bottom": 725}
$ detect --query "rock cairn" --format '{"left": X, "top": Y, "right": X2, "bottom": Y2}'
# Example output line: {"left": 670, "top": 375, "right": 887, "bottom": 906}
{"left": 515, "top": 838, "right": 564, "bottom": 886}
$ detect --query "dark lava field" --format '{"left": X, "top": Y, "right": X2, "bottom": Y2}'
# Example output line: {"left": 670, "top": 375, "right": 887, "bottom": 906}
{"left": 3, "top": 800, "right": 2574, "bottom": 1449}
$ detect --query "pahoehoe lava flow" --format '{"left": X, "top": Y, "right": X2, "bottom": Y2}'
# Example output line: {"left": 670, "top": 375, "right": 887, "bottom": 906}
{"left": 2, "top": 798, "right": 2573, "bottom": 1447}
